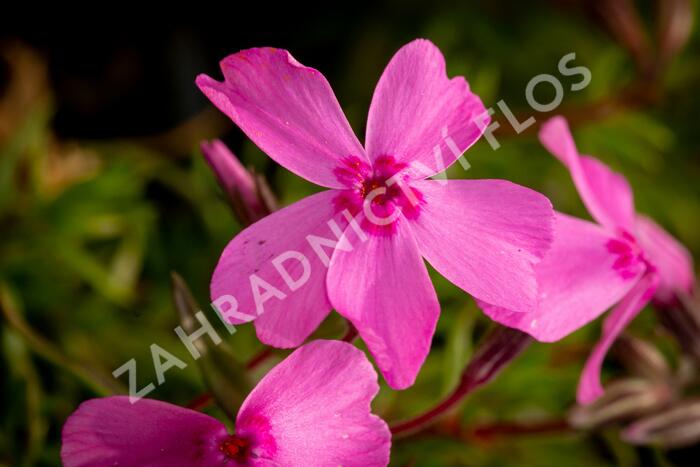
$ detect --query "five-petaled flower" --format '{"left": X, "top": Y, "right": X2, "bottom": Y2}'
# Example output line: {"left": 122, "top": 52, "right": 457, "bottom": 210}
{"left": 481, "top": 116, "right": 695, "bottom": 404}
{"left": 196, "top": 39, "right": 554, "bottom": 389}
{"left": 61, "top": 340, "right": 391, "bottom": 466}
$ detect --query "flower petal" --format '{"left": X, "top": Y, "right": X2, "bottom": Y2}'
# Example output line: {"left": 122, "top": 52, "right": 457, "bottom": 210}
{"left": 635, "top": 215, "right": 694, "bottom": 304}
{"left": 481, "top": 212, "right": 643, "bottom": 341}
{"left": 365, "top": 39, "right": 488, "bottom": 178}
{"left": 326, "top": 219, "right": 440, "bottom": 389}
{"left": 236, "top": 340, "right": 391, "bottom": 466}
{"left": 61, "top": 397, "right": 227, "bottom": 467}
{"left": 210, "top": 190, "right": 340, "bottom": 348}
{"left": 197, "top": 48, "right": 366, "bottom": 188}
{"left": 540, "top": 116, "right": 635, "bottom": 232}
{"left": 577, "top": 272, "right": 660, "bottom": 404}
{"left": 410, "top": 179, "right": 554, "bottom": 313}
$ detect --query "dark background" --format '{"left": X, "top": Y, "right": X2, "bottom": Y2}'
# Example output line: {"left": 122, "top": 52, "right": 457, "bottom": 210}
{"left": 2, "top": 1, "right": 699, "bottom": 465}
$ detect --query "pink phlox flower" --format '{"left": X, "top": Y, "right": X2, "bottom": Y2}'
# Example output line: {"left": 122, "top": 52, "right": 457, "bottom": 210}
{"left": 196, "top": 39, "right": 554, "bottom": 389}
{"left": 480, "top": 116, "right": 694, "bottom": 404}
{"left": 61, "top": 340, "right": 391, "bottom": 466}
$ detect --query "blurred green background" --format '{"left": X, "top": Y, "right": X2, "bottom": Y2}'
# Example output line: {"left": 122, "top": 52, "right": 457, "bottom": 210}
{"left": 1, "top": 1, "right": 699, "bottom": 465}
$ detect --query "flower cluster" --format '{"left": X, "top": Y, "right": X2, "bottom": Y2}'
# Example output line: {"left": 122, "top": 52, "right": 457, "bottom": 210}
{"left": 61, "top": 39, "right": 695, "bottom": 466}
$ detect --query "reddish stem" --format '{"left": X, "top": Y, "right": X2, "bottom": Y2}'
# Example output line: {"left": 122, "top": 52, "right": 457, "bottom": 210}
{"left": 342, "top": 321, "right": 359, "bottom": 343}
{"left": 246, "top": 347, "right": 274, "bottom": 370}
{"left": 401, "top": 418, "right": 571, "bottom": 444}
{"left": 186, "top": 392, "right": 214, "bottom": 411}
{"left": 391, "top": 326, "right": 531, "bottom": 437}
{"left": 467, "top": 419, "right": 570, "bottom": 442}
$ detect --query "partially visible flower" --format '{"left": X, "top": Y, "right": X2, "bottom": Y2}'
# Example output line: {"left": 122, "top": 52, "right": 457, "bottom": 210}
{"left": 623, "top": 399, "right": 700, "bottom": 449}
{"left": 196, "top": 39, "right": 554, "bottom": 389}
{"left": 656, "top": 290, "right": 700, "bottom": 363}
{"left": 569, "top": 378, "right": 672, "bottom": 429}
{"left": 61, "top": 340, "right": 390, "bottom": 466}
{"left": 481, "top": 116, "right": 694, "bottom": 404}
{"left": 201, "top": 139, "right": 275, "bottom": 225}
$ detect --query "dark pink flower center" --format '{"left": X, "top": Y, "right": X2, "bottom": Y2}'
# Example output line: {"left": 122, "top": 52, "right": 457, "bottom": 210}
{"left": 333, "top": 155, "right": 423, "bottom": 236}
{"left": 606, "top": 231, "right": 650, "bottom": 280}
{"left": 219, "top": 435, "right": 250, "bottom": 461}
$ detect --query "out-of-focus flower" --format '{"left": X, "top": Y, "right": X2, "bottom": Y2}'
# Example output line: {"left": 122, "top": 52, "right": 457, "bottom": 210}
{"left": 481, "top": 116, "right": 694, "bottom": 404}
{"left": 200, "top": 139, "right": 276, "bottom": 225}
{"left": 196, "top": 39, "right": 554, "bottom": 389}
{"left": 569, "top": 378, "right": 673, "bottom": 429}
{"left": 622, "top": 399, "right": 700, "bottom": 449}
{"left": 61, "top": 340, "right": 390, "bottom": 466}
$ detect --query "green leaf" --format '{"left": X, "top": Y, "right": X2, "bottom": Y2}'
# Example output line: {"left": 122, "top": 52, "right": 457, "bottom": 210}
{"left": 0, "top": 283, "right": 122, "bottom": 395}
{"left": 3, "top": 329, "right": 47, "bottom": 467}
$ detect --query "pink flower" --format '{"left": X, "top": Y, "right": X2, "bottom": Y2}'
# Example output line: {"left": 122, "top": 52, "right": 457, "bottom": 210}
{"left": 196, "top": 39, "right": 554, "bottom": 389}
{"left": 61, "top": 340, "right": 390, "bottom": 466}
{"left": 481, "top": 116, "right": 694, "bottom": 404}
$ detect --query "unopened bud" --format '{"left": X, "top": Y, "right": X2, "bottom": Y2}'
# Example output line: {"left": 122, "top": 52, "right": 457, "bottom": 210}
{"left": 200, "top": 139, "right": 276, "bottom": 225}
{"left": 656, "top": 290, "right": 700, "bottom": 363}
{"left": 657, "top": 0, "right": 694, "bottom": 68}
{"left": 614, "top": 334, "right": 671, "bottom": 382}
{"left": 569, "top": 378, "right": 672, "bottom": 429}
{"left": 390, "top": 325, "right": 531, "bottom": 437}
{"left": 460, "top": 326, "right": 531, "bottom": 391}
{"left": 623, "top": 399, "right": 700, "bottom": 448}
{"left": 593, "top": 0, "right": 653, "bottom": 75}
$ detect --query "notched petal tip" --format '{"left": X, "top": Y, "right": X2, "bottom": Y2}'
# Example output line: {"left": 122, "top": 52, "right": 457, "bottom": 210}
{"left": 219, "top": 47, "right": 318, "bottom": 77}
{"left": 197, "top": 45, "right": 365, "bottom": 188}
{"left": 236, "top": 340, "right": 390, "bottom": 466}
{"left": 395, "top": 38, "right": 474, "bottom": 88}
{"left": 195, "top": 72, "right": 219, "bottom": 90}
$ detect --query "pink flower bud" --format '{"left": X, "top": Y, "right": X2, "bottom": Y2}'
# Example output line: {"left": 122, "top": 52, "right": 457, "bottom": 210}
{"left": 200, "top": 139, "right": 274, "bottom": 225}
